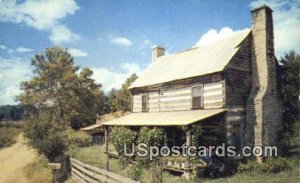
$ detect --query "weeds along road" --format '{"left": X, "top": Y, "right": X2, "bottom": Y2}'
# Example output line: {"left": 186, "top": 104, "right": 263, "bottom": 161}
{"left": 0, "top": 134, "right": 37, "bottom": 183}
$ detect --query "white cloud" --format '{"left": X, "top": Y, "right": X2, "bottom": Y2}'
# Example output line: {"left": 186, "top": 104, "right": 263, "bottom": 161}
{"left": 49, "top": 25, "right": 80, "bottom": 44}
{"left": 250, "top": 0, "right": 300, "bottom": 57}
{"left": 0, "top": 0, "right": 79, "bottom": 30}
{"left": 143, "top": 39, "right": 151, "bottom": 46}
{"left": 68, "top": 48, "right": 88, "bottom": 57}
{"left": 0, "top": 45, "right": 7, "bottom": 50}
{"left": 110, "top": 37, "right": 133, "bottom": 47}
{"left": 16, "top": 47, "right": 32, "bottom": 53}
{"left": 91, "top": 62, "right": 143, "bottom": 92}
{"left": 194, "top": 27, "right": 249, "bottom": 46}
{"left": 0, "top": 57, "right": 32, "bottom": 105}
{"left": 139, "top": 39, "right": 153, "bottom": 50}
{"left": 0, "top": 0, "right": 80, "bottom": 44}
{"left": 0, "top": 58, "right": 142, "bottom": 103}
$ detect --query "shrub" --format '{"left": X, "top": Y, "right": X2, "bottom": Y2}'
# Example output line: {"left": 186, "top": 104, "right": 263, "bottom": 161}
{"left": 238, "top": 157, "right": 299, "bottom": 173}
{"left": 111, "top": 126, "right": 137, "bottom": 156}
{"left": 0, "top": 127, "right": 20, "bottom": 148}
{"left": 111, "top": 127, "right": 165, "bottom": 182}
{"left": 137, "top": 127, "right": 165, "bottom": 183}
{"left": 238, "top": 160, "right": 261, "bottom": 173}
{"left": 23, "top": 119, "right": 67, "bottom": 161}
{"left": 137, "top": 127, "right": 165, "bottom": 147}
{"left": 64, "top": 128, "right": 92, "bottom": 148}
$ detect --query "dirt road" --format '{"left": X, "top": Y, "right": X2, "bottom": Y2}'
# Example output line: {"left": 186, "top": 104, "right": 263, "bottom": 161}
{"left": 0, "top": 134, "right": 37, "bottom": 183}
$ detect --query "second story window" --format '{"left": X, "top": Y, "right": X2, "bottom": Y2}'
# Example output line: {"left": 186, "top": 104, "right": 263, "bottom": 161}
{"left": 142, "top": 95, "right": 149, "bottom": 112}
{"left": 192, "top": 86, "right": 204, "bottom": 109}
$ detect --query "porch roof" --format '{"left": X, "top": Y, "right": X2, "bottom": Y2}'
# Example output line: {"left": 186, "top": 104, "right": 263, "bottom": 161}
{"left": 102, "top": 109, "right": 226, "bottom": 126}
{"left": 81, "top": 123, "right": 103, "bottom": 131}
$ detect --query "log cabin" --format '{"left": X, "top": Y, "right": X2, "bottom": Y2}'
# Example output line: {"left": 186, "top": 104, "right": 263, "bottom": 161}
{"left": 102, "top": 5, "right": 282, "bottom": 174}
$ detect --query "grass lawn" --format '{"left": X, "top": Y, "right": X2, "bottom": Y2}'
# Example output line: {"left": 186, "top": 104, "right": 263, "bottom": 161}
{"left": 71, "top": 145, "right": 133, "bottom": 179}
{"left": 71, "top": 146, "right": 300, "bottom": 183}
{"left": 196, "top": 169, "right": 300, "bottom": 183}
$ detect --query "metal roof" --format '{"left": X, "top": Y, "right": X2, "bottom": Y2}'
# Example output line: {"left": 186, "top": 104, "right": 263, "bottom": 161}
{"left": 81, "top": 123, "right": 103, "bottom": 131}
{"left": 130, "top": 29, "right": 251, "bottom": 89}
{"left": 102, "top": 109, "right": 226, "bottom": 126}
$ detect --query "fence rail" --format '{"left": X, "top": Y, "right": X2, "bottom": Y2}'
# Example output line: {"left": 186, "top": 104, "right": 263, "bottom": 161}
{"left": 70, "top": 158, "right": 139, "bottom": 183}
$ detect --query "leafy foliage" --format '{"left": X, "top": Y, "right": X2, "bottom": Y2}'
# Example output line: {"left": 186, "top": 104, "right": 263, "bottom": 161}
{"left": 64, "top": 128, "right": 92, "bottom": 148}
{"left": 18, "top": 47, "right": 105, "bottom": 129}
{"left": 191, "top": 125, "right": 203, "bottom": 147}
{"left": 238, "top": 157, "right": 299, "bottom": 173}
{"left": 111, "top": 127, "right": 165, "bottom": 182}
{"left": 111, "top": 126, "right": 137, "bottom": 156}
{"left": 279, "top": 51, "right": 300, "bottom": 154}
{"left": 17, "top": 47, "right": 107, "bottom": 161}
{"left": 23, "top": 118, "right": 67, "bottom": 161}
{"left": 107, "top": 88, "right": 117, "bottom": 112}
{"left": 108, "top": 74, "right": 138, "bottom": 112}
{"left": 136, "top": 127, "right": 165, "bottom": 182}
{"left": 137, "top": 127, "right": 165, "bottom": 147}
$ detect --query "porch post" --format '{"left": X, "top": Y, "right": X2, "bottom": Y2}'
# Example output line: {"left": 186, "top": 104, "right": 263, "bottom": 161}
{"left": 104, "top": 126, "right": 109, "bottom": 171}
{"left": 183, "top": 128, "right": 191, "bottom": 180}
{"left": 186, "top": 129, "right": 191, "bottom": 146}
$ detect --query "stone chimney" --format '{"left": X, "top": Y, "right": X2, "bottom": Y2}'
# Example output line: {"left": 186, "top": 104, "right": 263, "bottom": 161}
{"left": 245, "top": 5, "right": 282, "bottom": 162}
{"left": 152, "top": 45, "right": 165, "bottom": 62}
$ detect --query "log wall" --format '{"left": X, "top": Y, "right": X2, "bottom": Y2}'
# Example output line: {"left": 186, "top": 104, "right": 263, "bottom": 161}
{"left": 132, "top": 80, "right": 225, "bottom": 112}
{"left": 223, "top": 34, "right": 252, "bottom": 147}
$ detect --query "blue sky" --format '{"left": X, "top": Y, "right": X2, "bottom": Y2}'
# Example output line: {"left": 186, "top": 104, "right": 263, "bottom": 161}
{"left": 0, "top": 0, "right": 299, "bottom": 104}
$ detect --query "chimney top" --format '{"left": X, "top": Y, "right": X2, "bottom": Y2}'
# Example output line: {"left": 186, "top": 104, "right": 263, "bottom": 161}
{"left": 152, "top": 45, "right": 164, "bottom": 49}
{"left": 251, "top": 5, "right": 273, "bottom": 13}
{"left": 152, "top": 45, "right": 165, "bottom": 62}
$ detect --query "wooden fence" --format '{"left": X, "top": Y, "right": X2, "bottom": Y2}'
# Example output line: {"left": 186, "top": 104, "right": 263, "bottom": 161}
{"left": 70, "top": 158, "right": 139, "bottom": 183}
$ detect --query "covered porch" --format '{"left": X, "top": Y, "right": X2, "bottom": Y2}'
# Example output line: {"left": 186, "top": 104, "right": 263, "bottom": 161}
{"left": 102, "top": 109, "right": 226, "bottom": 178}
{"left": 81, "top": 123, "right": 105, "bottom": 145}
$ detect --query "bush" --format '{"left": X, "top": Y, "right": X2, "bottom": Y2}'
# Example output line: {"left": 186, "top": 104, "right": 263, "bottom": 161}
{"left": 23, "top": 119, "right": 67, "bottom": 161}
{"left": 0, "top": 127, "right": 20, "bottom": 148}
{"left": 137, "top": 127, "right": 165, "bottom": 147}
{"left": 110, "top": 127, "right": 165, "bottom": 182}
{"left": 64, "top": 128, "right": 92, "bottom": 148}
{"left": 238, "top": 157, "right": 299, "bottom": 173}
{"left": 111, "top": 126, "right": 137, "bottom": 156}
{"left": 137, "top": 127, "right": 165, "bottom": 182}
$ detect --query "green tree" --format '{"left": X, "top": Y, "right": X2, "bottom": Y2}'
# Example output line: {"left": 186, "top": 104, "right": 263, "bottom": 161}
{"left": 107, "top": 88, "right": 117, "bottom": 112}
{"left": 18, "top": 47, "right": 104, "bottom": 129}
{"left": 112, "top": 74, "right": 138, "bottom": 111}
{"left": 0, "top": 105, "right": 24, "bottom": 121}
{"left": 18, "top": 47, "right": 104, "bottom": 161}
{"left": 279, "top": 51, "right": 300, "bottom": 153}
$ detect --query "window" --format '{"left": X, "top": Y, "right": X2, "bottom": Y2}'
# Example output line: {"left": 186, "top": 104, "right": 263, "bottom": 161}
{"left": 192, "top": 86, "right": 203, "bottom": 109}
{"left": 142, "top": 95, "right": 149, "bottom": 112}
